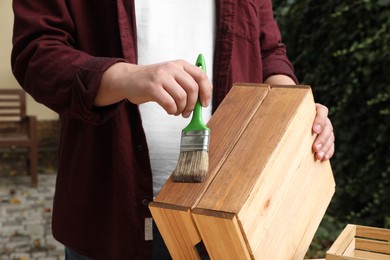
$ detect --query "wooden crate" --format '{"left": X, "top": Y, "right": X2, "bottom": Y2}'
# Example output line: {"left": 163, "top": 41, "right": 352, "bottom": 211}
{"left": 326, "top": 225, "right": 390, "bottom": 260}
{"left": 149, "top": 84, "right": 335, "bottom": 259}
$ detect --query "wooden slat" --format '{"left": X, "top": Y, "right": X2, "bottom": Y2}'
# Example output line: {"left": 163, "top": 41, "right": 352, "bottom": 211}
{"left": 0, "top": 105, "right": 21, "bottom": 109}
{"left": 149, "top": 203, "right": 201, "bottom": 260}
{"left": 0, "top": 98, "right": 19, "bottom": 102}
{"left": 192, "top": 212, "right": 251, "bottom": 260}
{"left": 241, "top": 87, "right": 316, "bottom": 258}
{"left": 327, "top": 225, "right": 357, "bottom": 255}
{"left": 326, "top": 255, "right": 364, "bottom": 260}
{"left": 343, "top": 238, "right": 356, "bottom": 256}
{"left": 0, "top": 112, "right": 20, "bottom": 118}
{"left": 356, "top": 225, "right": 390, "bottom": 241}
{"left": 0, "top": 89, "right": 23, "bottom": 120}
{"left": 241, "top": 87, "right": 333, "bottom": 259}
{"left": 291, "top": 163, "right": 335, "bottom": 259}
{"left": 355, "top": 237, "right": 390, "bottom": 255}
{"left": 0, "top": 136, "right": 30, "bottom": 145}
{"left": 0, "top": 89, "right": 23, "bottom": 94}
{"left": 353, "top": 249, "right": 390, "bottom": 260}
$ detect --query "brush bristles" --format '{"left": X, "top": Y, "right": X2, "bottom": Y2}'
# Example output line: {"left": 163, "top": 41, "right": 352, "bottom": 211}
{"left": 172, "top": 151, "right": 209, "bottom": 183}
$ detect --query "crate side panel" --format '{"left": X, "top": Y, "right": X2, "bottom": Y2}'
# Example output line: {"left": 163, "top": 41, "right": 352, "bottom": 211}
{"left": 237, "top": 88, "right": 317, "bottom": 249}
{"left": 196, "top": 87, "right": 312, "bottom": 213}
{"left": 251, "top": 151, "right": 334, "bottom": 259}
{"left": 192, "top": 211, "right": 252, "bottom": 260}
{"left": 149, "top": 202, "right": 201, "bottom": 260}
{"left": 154, "top": 85, "right": 269, "bottom": 207}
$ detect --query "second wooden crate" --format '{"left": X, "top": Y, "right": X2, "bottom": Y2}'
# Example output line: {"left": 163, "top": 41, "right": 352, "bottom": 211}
{"left": 326, "top": 224, "right": 390, "bottom": 260}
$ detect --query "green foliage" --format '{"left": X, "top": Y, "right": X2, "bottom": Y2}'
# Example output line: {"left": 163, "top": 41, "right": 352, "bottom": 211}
{"left": 273, "top": 0, "right": 390, "bottom": 256}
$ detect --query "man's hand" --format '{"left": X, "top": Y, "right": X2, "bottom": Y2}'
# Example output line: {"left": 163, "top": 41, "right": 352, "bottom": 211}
{"left": 312, "top": 103, "right": 335, "bottom": 161}
{"left": 264, "top": 74, "right": 335, "bottom": 161}
{"left": 95, "top": 60, "right": 212, "bottom": 118}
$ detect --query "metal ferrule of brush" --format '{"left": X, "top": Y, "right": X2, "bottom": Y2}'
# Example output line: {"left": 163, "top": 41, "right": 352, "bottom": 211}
{"left": 180, "top": 130, "right": 210, "bottom": 152}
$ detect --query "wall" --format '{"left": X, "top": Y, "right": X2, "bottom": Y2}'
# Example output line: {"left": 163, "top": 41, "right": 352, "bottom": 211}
{"left": 0, "top": 0, "right": 58, "bottom": 120}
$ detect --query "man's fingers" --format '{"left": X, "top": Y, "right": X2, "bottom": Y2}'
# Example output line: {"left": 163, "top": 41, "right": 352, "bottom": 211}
{"left": 132, "top": 60, "right": 212, "bottom": 117}
{"left": 313, "top": 117, "right": 335, "bottom": 161}
{"left": 313, "top": 103, "right": 329, "bottom": 134}
{"left": 152, "top": 86, "right": 178, "bottom": 115}
{"left": 182, "top": 62, "right": 212, "bottom": 108}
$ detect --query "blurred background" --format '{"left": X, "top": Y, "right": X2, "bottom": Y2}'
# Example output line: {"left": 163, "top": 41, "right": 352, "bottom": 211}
{"left": 0, "top": 0, "right": 389, "bottom": 259}
{"left": 273, "top": 0, "right": 390, "bottom": 257}
{"left": 1, "top": 1, "right": 62, "bottom": 259}
{"left": 0, "top": 0, "right": 60, "bottom": 178}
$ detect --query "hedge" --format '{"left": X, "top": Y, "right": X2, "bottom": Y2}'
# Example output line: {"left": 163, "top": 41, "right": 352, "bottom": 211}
{"left": 272, "top": 0, "right": 390, "bottom": 256}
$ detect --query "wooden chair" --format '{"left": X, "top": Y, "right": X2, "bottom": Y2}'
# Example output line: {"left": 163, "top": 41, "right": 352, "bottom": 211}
{"left": 0, "top": 89, "right": 38, "bottom": 187}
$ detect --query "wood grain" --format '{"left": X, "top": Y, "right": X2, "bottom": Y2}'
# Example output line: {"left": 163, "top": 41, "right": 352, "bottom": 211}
{"left": 153, "top": 84, "right": 270, "bottom": 207}
{"left": 149, "top": 202, "right": 201, "bottom": 260}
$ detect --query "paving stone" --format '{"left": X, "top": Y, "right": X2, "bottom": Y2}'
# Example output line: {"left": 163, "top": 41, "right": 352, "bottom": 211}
{"left": 1, "top": 226, "right": 25, "bottom": 237}
{"left": 25, "top": 225, "right": 45, "bottom": 237}
{"left": 9, "top": 235, "right": 30, "bottom": 243}
{"left": 9, "top": 252, "right": 30, "bottom": 259}
{"left": 0, "top": 175, "right": 64, "bottom": 259}
{"left": 38, "top": 257, "right": 58, "bottom": 260}
{"left": 45, "top": 237, "right": 63, "bottom": 251}
{"left": 47, "top": 250, "right": 64, "bottom": 257}
{"left": 31, "top": 251, "right": 47, "bottom": 258}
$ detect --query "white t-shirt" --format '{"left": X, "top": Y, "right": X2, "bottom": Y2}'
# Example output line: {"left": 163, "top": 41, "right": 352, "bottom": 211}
{"left": 135, "top": 0, "right": 216, "bottom": 196}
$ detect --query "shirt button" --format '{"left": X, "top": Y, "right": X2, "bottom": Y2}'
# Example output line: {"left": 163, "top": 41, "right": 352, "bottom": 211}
{"left": 137, "top": 145, "right": 144, "bottom": 151}
{"left": 142, "top": 199, "right": 149, "bottom": 206}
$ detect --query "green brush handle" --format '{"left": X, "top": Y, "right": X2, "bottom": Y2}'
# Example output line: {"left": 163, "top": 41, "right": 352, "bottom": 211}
{"left": 183, "top": 54, "right": 210, "bottom": 132}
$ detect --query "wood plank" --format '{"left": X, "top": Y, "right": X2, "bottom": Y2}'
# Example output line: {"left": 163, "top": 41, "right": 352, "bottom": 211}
{"left": 195, "top": 86, "right": 313, "bottom": 213}
{"left": 355, "top": 237, "right": 390, "bottom": 255}
{"left": 239, "top": 87, "right": 325, "bottom": 259}
{"left": 153, "top": 84, "right": 270, "bottom": 208}
{"left": 353, "top": 249, "right": 390, "bottom": 260}
{"left": 192, "top": 211, "right": 252, "bottom": 260}
{"left": 250, "top": 133, "right": 334, "bottom": 259}
{"left": 343, "top": 238, "right": 356, "bottom": 256}
{"left": 326, "top": 255, "right": 364, "bottom": 260}
{"left": 327, "top": 225, "right": 357, "bottom": 255}
{"left": 292, "top": 163, "right": 335, "bottom": 259}
{"left": 149, "top": 202, "right": 201, "bottom": 260}
{"left": 356, "top": 225, "right": 390, "bottom": 241}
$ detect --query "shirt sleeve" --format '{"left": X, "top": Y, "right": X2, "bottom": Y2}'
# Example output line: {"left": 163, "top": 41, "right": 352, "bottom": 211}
{"left": 11, "top": 0, "right": 126, "bottom": 124}
{"left": 258, "top": 0, "right": 299, "bottom": 84}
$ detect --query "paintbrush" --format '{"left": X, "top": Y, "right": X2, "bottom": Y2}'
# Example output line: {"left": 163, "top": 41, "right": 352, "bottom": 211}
{"left": 172, "top": 54, "right": 210, "bottom": 183}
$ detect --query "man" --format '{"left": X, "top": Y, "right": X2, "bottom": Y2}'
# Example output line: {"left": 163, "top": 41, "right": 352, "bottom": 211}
{"left": 12, "top": 0, "right": 334, "bottom": 258}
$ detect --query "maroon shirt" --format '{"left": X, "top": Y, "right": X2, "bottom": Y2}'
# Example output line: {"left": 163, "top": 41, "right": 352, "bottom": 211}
{"left": 11, "top": 0, "right": 296, "bottom": 259}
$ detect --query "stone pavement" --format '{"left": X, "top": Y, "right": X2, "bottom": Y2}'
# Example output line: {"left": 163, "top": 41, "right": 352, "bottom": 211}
{"left": 0, "top": 174, "right": 65, "bottom": 260}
